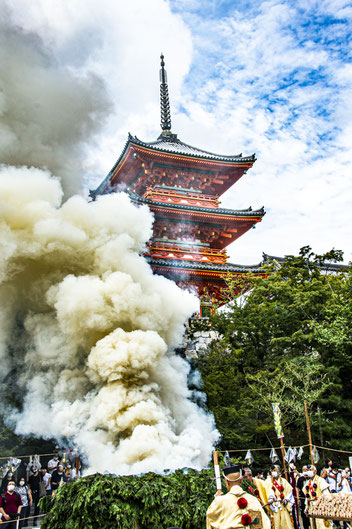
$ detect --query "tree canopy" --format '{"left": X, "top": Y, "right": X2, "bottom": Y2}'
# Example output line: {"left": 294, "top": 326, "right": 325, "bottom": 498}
{"left": 195, "top": 247, "right": 352, "bottom": 462}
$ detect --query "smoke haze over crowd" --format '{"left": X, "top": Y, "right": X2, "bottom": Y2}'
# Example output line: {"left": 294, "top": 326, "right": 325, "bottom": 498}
{"left": 0, "top": 8, "right": 219, "bottom": 474}
{"left": 0, "top": 167, "right": 219, "bottom": 473}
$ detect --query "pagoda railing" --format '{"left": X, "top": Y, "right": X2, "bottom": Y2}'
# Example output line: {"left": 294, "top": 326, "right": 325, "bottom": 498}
{"left": 146, "top": 241, "right": 228, "bottom": 264}
{"left": 143, "top": 187, "right": 218, "bottom": 209}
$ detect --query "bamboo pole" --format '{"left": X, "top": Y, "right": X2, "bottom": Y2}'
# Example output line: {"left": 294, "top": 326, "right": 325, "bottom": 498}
{"left": 305, "top": 400, "right": 315, "bottom": 465}
{"left": 280, "top": 437, "right": 288, "bottom": 481}
{"left": 213, "top": 450, "right": 222, "bottom": 493}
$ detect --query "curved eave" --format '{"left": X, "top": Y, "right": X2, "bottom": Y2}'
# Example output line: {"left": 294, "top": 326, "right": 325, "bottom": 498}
{"left": 146, "top": 256, "right": 265, "bottom": 274}
{"left": 89, "top": 134, "right": 256, "bottom": 199}
{"left": 131, "top": 134, "right": 256, "bottom": 164}
{"left": 130, "top": 192, "right": 265, "bottom": 219}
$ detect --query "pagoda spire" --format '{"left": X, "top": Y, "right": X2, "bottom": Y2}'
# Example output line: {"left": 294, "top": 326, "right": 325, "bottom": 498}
{"left": 159, "top": 53, "right": 172, "bottom": 132}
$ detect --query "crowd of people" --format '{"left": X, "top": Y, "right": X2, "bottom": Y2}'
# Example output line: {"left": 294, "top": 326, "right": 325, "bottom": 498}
{"left": 207, "top": 459, "right": 352, "bottom": 529}
{"left": 0, "top": 450, "right": 79, "bottom": 528}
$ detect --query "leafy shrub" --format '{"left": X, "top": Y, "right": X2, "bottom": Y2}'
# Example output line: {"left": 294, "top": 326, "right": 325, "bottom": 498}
{"left": 39, "top": 468, "right": 217, "bottom": 529}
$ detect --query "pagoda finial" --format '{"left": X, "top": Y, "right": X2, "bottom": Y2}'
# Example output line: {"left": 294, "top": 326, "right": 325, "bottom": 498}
{"left": 159, "top": 53, "right": 172, "bottom": 132}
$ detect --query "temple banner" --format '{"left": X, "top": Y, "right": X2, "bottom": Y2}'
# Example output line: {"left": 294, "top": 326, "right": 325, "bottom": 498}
{"left": 272, "top": 402, "right": 284, "bottom": 439}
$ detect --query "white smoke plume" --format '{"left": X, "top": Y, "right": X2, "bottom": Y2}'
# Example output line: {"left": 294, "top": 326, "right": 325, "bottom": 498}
{"left": 0, "top": 166, "right": 219, "bottom": 474}
{"left": 0, "top": 11, "right": 110, "bottom": 197}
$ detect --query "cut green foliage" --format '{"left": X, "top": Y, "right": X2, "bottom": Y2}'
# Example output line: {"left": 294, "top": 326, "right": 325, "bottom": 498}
{"left": 39, "top": 469, "right": 219, "bottom": 529}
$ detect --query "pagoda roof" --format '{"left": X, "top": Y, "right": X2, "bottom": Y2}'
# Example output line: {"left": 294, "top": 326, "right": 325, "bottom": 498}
{"left": 130, "top": 132, "right": 255, "bottom": 163}
{"left": 146, "top": 256, "right": 264, "bottom": 274}
{"left": 129, "top": 191, "right": 265, "bottom": 218}
{"left": 89, "top": 133, "right": 256, "bottom": 200}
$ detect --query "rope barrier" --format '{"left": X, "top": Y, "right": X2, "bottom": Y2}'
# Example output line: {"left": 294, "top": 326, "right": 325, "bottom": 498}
{"left": 217, "top": 443, "right": 352, "bottom": 456}
{"left": 0, "top": 513, "right": 46, "bottom": 526}
{"left": 0, "top": 453, "right": 57, "bottom": 461}
{"left": 313, "top": 445, "right": 352, "bottom": 455}
{"left": 217, "top": 444, "right": 311, "bottom": 453}
{"left": 15, "top": 513, "right": 46, "bottom": 522}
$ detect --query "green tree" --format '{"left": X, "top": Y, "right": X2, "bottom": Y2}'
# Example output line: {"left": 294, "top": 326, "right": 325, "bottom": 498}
{"left": 196, "top": 247, "right": 352, "bottom": 460}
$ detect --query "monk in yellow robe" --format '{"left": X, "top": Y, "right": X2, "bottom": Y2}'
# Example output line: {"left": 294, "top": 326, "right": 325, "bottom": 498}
{"left": 207, "top": 464, "right": 271, "bottom": 529}
{"left": 265, "top": 465, "right": 294, "bottom": 529}
{"left": 304, "top": 465, "right": 331, "bottom": 529}
{"left": 253, "top": 477, "right": 269, "bottom": 506}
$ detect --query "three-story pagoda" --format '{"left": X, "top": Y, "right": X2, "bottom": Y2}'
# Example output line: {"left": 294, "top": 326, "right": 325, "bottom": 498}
{"left": 90, "top": 55, "right": 266, "bottom": 311}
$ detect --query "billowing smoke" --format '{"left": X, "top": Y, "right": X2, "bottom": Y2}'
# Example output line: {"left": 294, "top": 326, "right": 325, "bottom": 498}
{"left": 0, "top": 167, "right": 219, "bottom": 473}
{"left": 0, "top": 12, "right": 110, "bottom": 197}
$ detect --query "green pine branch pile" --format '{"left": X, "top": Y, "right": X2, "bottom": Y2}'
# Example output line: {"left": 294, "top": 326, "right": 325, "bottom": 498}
{"left": 39, "top": 469, "right": 217, "bottom": 529}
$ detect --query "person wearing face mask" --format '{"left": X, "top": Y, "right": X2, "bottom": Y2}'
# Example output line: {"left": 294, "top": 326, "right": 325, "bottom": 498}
{"left": 320, "top": 459, "right": 332, "bottom": 479}
{"left": 339, "top": 470, "right": 352, "bottom": 494}
{"left": 296, "top": 466, "right": 310, "bottom": 529}
{"left": 15, "top": 478, "right": 32, "bottom": 529}
{"left": 0, "top": 481, "right": 22, "bottom": 527}
{"left": 325, "top": 463, "right": 342, "bottom": 493}
{"left": 51, "top": 464, "right": 68, "bottom": 493}
{"left": 47, "top": 453, "right": 60, "bottom": 475}
{"left": 0, "top": 471, "right": 15, "bottom": 495}
{"left": 303, "top": 465, "right": 330, "bottom": 529}
{"left": 265, "top": 465, "right": 294, "bottom": 529}
{"left": 40, "top": 467, "right": 52, "bottom": 495}
{"left": 28, "top": 467, "right": 42, "bottom": 526}
{"left": 344, "top": 468, "right": 352, "bottom": 489}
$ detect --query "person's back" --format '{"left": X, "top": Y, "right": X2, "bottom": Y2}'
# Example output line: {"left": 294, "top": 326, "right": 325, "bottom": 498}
{"left": 207, "top": 464, "right": 270, "bottom": 529}
{"left": 207, "top": 485, "right": 270, "bottom": 529}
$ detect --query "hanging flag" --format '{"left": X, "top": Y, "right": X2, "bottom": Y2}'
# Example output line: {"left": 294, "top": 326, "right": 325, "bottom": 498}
{"left": 292, "top": 447, "right": 297, "bottom": 461}
{"left": 8, "top": 458, "right": 21, "bottom": 472}
{"left": 312, "top": 446, "right": 320, "bottom": 464}
{"left": 285, "top": 446, "right": 295, "bottom": 463}
{"left": 245, "top": 450, "right": 254, "bottom": 466}
{"left": 272, "top": 403, "right": 284, "bottom": 439}
{"left": 270, "top": 448, "right": 279, "bottom": 463}
{"left": 224, "top": 451, "right": 231, "bottom": 467}
{"left": 297, "top": 447, "right": 304, "bottom": 460}
{"left": 33, "top": 455, "right": 41, "bottom": 470}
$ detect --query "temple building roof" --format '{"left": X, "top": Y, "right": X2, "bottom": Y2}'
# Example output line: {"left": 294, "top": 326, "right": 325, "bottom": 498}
{"left": 146, "top": 256, "right": 265, "bottom": 274}
{"left": 129, "top": 190, "right": 265, "bottom": 218}
{"left": 261, "top": 253, "right": 348, "bottom": 272}
{"left": 130, "top": 132, "right": 255, "bottom": 163}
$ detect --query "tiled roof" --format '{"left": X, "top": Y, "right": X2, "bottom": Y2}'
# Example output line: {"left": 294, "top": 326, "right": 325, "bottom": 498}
{"left": 129, "top": 191, "right": 265, "bottom": 217}
{"left": 262, "top": 253, "right": 348, "bottom": 272}
{"left": 131, "top": 133, "right": 256, "bottom": 163}
{"left": 146, "top": 256, "right": 264, "bottom": 273}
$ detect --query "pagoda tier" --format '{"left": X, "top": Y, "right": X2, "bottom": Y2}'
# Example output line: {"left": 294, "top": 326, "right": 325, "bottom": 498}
{"left": 89, "top": 133, "right": 256, "bottom": 201}
{"left": 90, "top": 55, "right": 266, "bottom": 305}
{"left": 146, "top": 256, "right": 266, "bottom": 300}
{"left": 131, "top": 191, "right": 264, "bottom": 250}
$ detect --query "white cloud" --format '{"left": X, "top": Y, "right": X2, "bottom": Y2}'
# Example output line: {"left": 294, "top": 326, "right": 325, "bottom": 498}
{"left": 4, "top": 0, "right": 352, "bottom": 263}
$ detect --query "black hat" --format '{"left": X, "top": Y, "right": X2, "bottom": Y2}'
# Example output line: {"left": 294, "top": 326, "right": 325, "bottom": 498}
{"left": 223, "top": 464, "right": 242, "bottom": 477}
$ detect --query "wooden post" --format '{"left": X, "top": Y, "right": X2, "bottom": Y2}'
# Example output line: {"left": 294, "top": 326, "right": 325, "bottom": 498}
{"left": 75, "top": 453, "right": 80, "bottom": 478}
{"left": 304, "top": 401, "right": 315, "bottom": 465}
{"left": 280, "top": 437, "right": 288, "bottom": 481}
{"left": 213, "top": 450, "right": 222, "bottom": 493}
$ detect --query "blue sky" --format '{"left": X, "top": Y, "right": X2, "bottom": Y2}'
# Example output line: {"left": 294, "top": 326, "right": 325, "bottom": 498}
{"left": 5, "top": 0, "right": 352, "bottom": 264}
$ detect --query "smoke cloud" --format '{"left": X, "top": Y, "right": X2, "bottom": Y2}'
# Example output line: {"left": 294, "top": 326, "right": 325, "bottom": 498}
{"left": 0, "top": 166, "right": 219, "bottom": 473}
{"left": 0, "top": 12, "right": 110, "bottom": 197}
